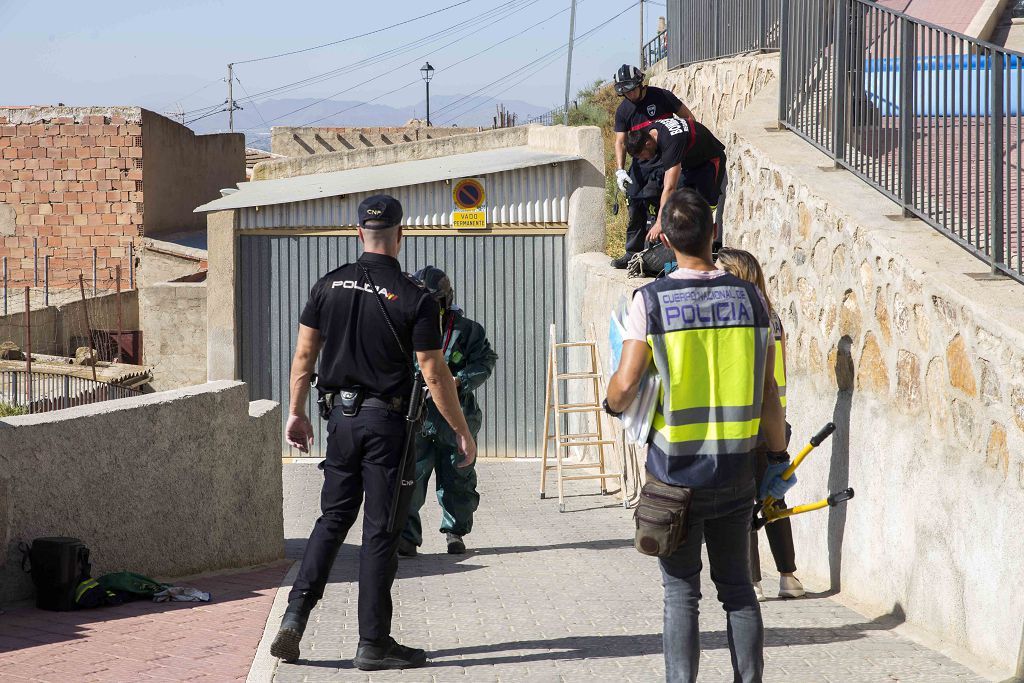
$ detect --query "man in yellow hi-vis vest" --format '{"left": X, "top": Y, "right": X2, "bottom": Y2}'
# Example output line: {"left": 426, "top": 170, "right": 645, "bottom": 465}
{"left": 605, "top": 188, "right": 791, "bottom": 683}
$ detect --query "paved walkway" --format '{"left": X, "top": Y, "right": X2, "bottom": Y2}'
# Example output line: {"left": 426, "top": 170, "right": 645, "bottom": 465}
{"left": 0, "top": 562, "right": 289, "bottom": 682}
{"left": 275, "top": 461, "right": 989, "bottom": 683}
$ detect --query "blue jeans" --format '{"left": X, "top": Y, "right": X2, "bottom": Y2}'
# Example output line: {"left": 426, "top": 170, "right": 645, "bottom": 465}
{"left": 660, "top": 479, "right": 763, "bottom": 683}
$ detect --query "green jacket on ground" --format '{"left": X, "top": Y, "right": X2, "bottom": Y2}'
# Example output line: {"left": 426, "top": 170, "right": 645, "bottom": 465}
{"left": 420, "top": 308, "right": 497, "bottom": 445}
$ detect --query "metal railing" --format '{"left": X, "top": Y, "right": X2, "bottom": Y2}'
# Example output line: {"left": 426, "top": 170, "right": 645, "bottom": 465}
{"left": 779, "top": 0, "right": 1023, "bottom": 282}
{"left": 0, "top": 369, "right": 142, "bottom": 415}
{"left": 643, "top": 30, "right": 668, "bottom": 69}
{"left": 667, "top": 0, "right": 781, "bottom": 70}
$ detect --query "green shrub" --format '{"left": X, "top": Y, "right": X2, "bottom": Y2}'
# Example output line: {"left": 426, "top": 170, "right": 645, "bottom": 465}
{"left": 559, "top": 80, "right": 629, "bottom": 256}
{"left": 0, "top": 403, "right": 28, "bottom": 418}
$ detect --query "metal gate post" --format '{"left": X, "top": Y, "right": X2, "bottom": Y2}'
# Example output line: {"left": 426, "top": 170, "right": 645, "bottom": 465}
{"left": 899, "top": 17, "right": 916, "bottom": 216}
{"left": 832, "top": 0, "right": 850, "bottom": 166}
{"left": 991, "top": 48, "right": 1005, "bottom": 274}
{"left": 778, "top": 0, "right": 791, "bottom": 125}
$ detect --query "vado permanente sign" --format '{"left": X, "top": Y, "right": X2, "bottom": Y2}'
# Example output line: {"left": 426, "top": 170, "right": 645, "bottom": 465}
{"left": 451, "top": 177, "right": 486, "bottom": 229}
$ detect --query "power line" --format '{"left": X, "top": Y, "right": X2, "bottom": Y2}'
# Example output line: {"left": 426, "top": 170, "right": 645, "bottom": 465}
{"left": 155, "top": 77, "right": 223, "bottom": 114}
{"left": 231, "top": 0, "right": 534, "bottom": 107}
{"left": 185, "top": 107, "right": 228, "bottom": 125}
{"left": 434, "top": 2, "right": 638, "bottom": 124}
{"left": 249, "top": 0, "right": 570, "bottom": 132}
{"left": 232, "top": 0, "right": 474, "bottom": 65}
{"left": 234, "top": 76, "right": 268, "bottom": 129}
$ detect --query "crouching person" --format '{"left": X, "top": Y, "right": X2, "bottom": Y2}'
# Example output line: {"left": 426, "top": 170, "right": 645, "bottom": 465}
{"left": 398, "top": 266, "right": 498, "bottom": 556}
{"left": 604, "top": 188, "right": 793, "bottom": 683}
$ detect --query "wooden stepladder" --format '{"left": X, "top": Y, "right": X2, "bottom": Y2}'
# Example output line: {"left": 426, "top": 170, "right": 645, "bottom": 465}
{"left": 540, "top": 323, "right": 625, "bottom": 512}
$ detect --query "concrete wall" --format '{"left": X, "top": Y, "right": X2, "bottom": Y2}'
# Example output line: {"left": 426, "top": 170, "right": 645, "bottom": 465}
{"left": 139, "top": 281, "right": 207, "bottom": 391}
{"left": 253, "top": 126, "right": 530, "bottom": 180}
{"left": 0, "top": 380, "right": 283, "bottom": 603}
{"left": 206, "top": 210, "right": 238, "bottom": 382}
{"left": 137, "top": 238, "right": 207, "bottom": 288}
{"left": 140, "top": 109, "right": 245, "bottom": 239}
{"left": 271, "top": 125, "right": 481, "bottom": 158}
{"left": 0, "top": 289, "right": 139, "bottom": 358}
{"left": 570, "top": 52, "right": 1024, "bottom": 677}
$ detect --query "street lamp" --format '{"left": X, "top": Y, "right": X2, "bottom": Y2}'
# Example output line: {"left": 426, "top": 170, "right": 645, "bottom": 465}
{"left": 420, "top": 62, "right": 435, "bottom": 127}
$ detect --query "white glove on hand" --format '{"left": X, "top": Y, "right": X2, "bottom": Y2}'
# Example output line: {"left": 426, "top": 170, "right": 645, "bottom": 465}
{"left": 615, "top": 168, "right": 632, "bottom": 192}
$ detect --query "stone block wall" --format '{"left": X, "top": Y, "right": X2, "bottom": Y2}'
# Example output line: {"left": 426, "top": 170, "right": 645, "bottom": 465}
{"left": 271, "top": 125, "right": 481, "bottom": 158}
{"left": 0, "top": 381, "right": 283, "bottom": 603}
{"left": 570, "top": 52, "right": 1024, "bottom": 675}
{"left": 139, "top": 281, "right": 207, "bottom": 391}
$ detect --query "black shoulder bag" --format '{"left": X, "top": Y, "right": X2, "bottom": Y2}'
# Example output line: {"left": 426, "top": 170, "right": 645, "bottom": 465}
{"left": 358, "top": 264, "right": 429, "bottom": 534}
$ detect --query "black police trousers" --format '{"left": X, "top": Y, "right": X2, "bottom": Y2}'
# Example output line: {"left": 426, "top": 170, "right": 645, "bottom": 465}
{"left": 290, "top": 406, "right": 410, "bottom": 644}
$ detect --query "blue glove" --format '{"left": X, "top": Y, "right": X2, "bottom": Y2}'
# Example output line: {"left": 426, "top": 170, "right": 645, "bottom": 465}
{"left": 760, "top": 461, "right": 796, "bottom": 500}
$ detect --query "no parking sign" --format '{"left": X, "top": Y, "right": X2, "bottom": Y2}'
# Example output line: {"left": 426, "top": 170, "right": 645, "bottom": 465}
{"left": 451, "top": 178, "right": 487, "bottom": 229}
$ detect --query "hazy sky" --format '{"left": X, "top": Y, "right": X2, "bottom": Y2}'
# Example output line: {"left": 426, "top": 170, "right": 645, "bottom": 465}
{"left": 0, "top": 0, "right": 667, "bottom": 130}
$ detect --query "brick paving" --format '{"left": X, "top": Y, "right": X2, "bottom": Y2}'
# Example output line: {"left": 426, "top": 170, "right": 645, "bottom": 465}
{"left": 275, "top": 461, "right": 990, "bottom": 682}
{"left": 0, "top": 562, "right": 289, "bottom": 682}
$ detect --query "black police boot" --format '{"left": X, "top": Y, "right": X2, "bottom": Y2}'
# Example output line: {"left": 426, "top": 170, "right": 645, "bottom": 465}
{"left": 270, "top": 595, "right": 316, "bottom": 663}
{"left": 610, "top": 253, "right": 633, "bottom": 269}
{"left": 397, "top": 537, "right": 417, "bottom": 558}
{"left": 354, "top": 637, "right": 427, "bottom": 671}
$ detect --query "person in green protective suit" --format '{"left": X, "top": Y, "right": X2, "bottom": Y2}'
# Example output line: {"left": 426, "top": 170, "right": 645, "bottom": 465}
{"left": 398, "top": 266, "right": 498, "bottom": 556}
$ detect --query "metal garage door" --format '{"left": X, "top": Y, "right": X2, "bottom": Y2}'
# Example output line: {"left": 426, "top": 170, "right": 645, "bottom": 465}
{"left": 238, "top": 232, "right": 566, "bottom": 459}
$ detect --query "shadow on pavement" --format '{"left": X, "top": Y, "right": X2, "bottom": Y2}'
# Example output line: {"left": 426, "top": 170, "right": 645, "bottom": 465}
{"left": 0, "top": 562, "right": 289, "bottom": 654}
{"left": 293, "top": 609, "right": 906, "bottom": 669}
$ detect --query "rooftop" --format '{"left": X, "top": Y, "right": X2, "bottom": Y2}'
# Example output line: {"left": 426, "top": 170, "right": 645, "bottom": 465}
{"left": 195, "top": 145, "right": 581, "bottom": 213}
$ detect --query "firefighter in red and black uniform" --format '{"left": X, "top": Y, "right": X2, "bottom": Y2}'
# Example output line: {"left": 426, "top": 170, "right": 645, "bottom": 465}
{"left": 611, "top": 64, "right": 696, "bottom": 268}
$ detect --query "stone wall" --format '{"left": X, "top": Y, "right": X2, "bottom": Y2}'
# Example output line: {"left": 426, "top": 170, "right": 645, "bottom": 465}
{"left": 570, "top": 52, "right": 1024, "bottom": 676}
{"left": 0, "top": 380, "right": 283, "bottom": 603}
{"left": 271, "top": 125, "right": 481, "bottom": 158}
{"left": 253, "top": 127, "right": 530, "bottom": 181}
{"left": 139, "top": 281, "right": 207, "bottom": 391}
{"left": 649, "top": 52, "right": 780, "bottom": 137}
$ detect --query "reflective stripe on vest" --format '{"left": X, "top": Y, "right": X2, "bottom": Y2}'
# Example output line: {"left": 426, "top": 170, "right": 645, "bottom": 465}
{"left": 639, "top": 273, "right": 771, "bottom": 487}
{"left": 774, "top": 337, "right": 786, "bottom": 409}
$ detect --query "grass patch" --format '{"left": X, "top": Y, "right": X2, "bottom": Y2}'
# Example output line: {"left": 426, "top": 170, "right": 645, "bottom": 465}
{"left": 0, "top": 403, "right": 28, "bottom": 418}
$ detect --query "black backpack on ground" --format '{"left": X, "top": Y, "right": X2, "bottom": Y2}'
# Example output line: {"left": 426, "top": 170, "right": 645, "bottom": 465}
{"left": 20, "top": 537, "right": 91, "bottom": 611}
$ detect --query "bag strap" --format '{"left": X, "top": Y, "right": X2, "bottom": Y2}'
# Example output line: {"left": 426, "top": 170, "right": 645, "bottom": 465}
{"left": 358, "top": 263, "right": 415, "bottom": 378}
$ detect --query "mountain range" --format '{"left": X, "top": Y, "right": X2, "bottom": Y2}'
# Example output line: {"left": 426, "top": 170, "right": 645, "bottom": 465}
{"left": 184, "top": 95, "right": 553, "bottom": 149}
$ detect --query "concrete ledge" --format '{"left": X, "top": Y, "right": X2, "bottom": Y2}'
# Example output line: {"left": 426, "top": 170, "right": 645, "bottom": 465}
{"left": 253, "top": 127, "right": 530, "bottom": 180}
{"left": 0, "top": 380, "right": 283, "bottom": 603}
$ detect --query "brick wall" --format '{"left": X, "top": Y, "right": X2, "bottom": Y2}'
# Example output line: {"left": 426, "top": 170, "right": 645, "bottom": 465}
{"left": 0, "top": 110, "right": 142, "bottom": 289}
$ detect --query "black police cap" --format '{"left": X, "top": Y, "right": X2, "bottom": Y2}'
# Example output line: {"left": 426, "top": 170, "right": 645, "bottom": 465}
{"left": 358, "top": 194, "right": 403, "bottom": 229}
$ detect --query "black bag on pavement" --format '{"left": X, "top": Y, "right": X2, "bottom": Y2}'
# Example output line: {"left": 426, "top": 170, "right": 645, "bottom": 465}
{"left": 20, "top": 537, "right": 92, "bottom": 611}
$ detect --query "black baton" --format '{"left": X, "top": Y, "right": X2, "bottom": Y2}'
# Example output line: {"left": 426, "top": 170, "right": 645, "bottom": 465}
{"left": 387, "top": 372, "right": 428, "bottom": 534}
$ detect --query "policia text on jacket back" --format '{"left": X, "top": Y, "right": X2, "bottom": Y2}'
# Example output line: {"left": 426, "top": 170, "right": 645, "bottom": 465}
{"left": 604, "top": 188, "right": 792, "bottom": 683}
{"left": 270, "top": 194, "right": 477, "bottom": 671}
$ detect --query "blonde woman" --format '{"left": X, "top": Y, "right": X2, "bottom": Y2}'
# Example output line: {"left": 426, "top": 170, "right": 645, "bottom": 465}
{"left": 716, "top": 247, "right": 805, "bottom": 601}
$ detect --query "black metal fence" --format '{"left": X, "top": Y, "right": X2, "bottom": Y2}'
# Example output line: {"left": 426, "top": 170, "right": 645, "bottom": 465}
{"left": 779, "top": 0, "right": 1023, "bottom": 282}
{"left": 667, "top": 0, "right": 781, "bottom": 70}
{"left": 0, "top": 369, "right": 142, "bottom": 415}
{"left": 643, "top": 30, "right": 668, "bottom": 69}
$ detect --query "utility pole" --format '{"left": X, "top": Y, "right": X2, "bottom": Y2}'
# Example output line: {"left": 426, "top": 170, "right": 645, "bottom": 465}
{"left": 563, "top": 0, "right": 578, "bottom": 122}
{"left": 227, "top": 63, "right": 235, "bottom": 132}
{"left": 639, "top": 0, "right": 645, "bottom": 66}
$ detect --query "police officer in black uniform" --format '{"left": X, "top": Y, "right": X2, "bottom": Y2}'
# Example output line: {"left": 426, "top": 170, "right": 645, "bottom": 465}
{"left": 270, "top": 194, "right": 477, "bottom": 670}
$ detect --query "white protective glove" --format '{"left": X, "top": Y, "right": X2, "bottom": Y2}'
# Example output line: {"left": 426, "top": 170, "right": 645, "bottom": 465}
{"left": 615, "top": 168, "right": 632, "bottom": 193}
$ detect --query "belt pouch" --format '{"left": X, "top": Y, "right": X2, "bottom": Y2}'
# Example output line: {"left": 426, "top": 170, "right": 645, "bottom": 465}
{"left": 634, "top": 474, "right": 693, "bottom": 558}
{"left": 337, "top": 388, "right": 364, "bottom": 417}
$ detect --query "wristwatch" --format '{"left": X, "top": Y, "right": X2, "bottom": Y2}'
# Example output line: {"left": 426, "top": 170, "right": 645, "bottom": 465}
{"left": 602, "top": 398, "right": 623, "bottom": 418}
{"left": 766, "top": 450, "right": 790, "bottom": 464}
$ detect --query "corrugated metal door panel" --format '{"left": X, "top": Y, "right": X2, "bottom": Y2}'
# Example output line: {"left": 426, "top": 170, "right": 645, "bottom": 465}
{"left": 237, "top": 165, "right": 572, "bottom": 229}
{"left": 237, "top": 233, "right": 566, "bottom": 459}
